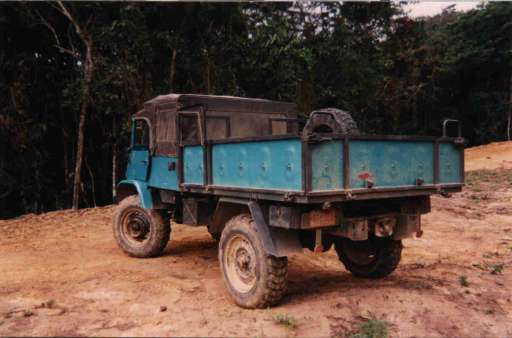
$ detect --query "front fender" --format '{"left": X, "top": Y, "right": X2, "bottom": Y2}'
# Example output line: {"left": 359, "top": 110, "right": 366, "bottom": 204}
{"left": 117, "top": 180, "right": 153, "bottom": 209}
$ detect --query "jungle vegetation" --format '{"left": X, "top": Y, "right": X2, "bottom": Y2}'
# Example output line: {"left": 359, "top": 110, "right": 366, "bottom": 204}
{"left": 1, "top": 2, "right": 511, "bottom": 218}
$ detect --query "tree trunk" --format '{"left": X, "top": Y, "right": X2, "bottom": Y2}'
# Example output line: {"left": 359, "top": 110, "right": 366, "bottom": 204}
{"left": 72, "top": 94, "right": 87, "bottom": 210}
{"left": 62, "top": 131, "right": 69, "bottom": 188}
{"left": 72, "top": 47, "right": 93, "bottom": 210}
{"left": 508, "top": 72, "right": 512, "bottom": 141}
{"left": 170, "top": 48, "right": 177, "bottom": 92}
{"left": 84, "top": 154, "right": 96, "bottom": 207}
{"left": 112, "top": 114, "right": 117, "bottom": 201}
{"left": 55, "top": 2, "right": 95, "bottom": 211}
{"left": 204, "top": 50, "right": 212, "bottom": 94}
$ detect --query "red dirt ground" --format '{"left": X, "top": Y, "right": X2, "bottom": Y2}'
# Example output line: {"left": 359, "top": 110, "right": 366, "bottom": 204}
{"left": 1, "top": 143, "right": 511, "bottom": 337}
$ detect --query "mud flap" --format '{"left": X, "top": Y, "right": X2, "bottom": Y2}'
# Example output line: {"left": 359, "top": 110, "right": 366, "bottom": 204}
{"left": 215, "top": 198, "right": 302, "bottom": 257}
{"left": 248, "top": 201, "right": 302, "bottom": 257}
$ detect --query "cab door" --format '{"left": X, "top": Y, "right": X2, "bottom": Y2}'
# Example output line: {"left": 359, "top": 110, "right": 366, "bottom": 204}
{"left": 178, "top": 111, "right": 205, "bottom": 186}
{"left": 126, "top": 118, "right": 150, "bottom": 181}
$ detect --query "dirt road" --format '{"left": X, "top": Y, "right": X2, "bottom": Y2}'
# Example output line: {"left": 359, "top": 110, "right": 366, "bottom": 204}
{"left": 1, "top": 144, "right": 511, "bottom": 337}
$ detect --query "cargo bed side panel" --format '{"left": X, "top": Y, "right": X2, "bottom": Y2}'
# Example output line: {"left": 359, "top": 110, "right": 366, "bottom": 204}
{"left": 349, "top": 140, "right": 434, "bottom": 189}
{"left": 439, "top": 143, "right": 462, "bottom": 184}
{"left": 211, "top": 139, "right": 302, "bottom": 191}
{"left": 183, "top": 145, "right": 204, "bottom": 185}
{"left": 311, "top": 140, "right": 344, "bottom": 191}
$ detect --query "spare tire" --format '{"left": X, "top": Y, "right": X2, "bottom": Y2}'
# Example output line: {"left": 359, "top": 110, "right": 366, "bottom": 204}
{"left": 302, "top": 108, "right": 359, "bottom": 136}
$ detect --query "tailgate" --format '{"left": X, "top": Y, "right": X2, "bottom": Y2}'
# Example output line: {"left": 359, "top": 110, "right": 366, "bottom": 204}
{"left": 310, "top": 136, "right": 464, "bottom": 193}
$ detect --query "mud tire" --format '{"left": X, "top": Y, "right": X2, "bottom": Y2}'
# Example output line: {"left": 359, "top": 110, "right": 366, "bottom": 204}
{"left": 219, "top": 214, "right": 287, "bottom": 309}
{"left": 334, "top": 236, "right": 402, "bottom": 278}
{"left": 325, "top": 108, "right": 360, "bottom": 135}
{"left": 303, "top": 108, "right": 360, "bottom": 136}
{"left": 113, "top": 195, "right": 170, "bottom": 258}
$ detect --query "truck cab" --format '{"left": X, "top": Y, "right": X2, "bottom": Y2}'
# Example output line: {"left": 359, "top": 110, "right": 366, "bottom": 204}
{"left": 113, "top": 94, "right": 464, "bottom": 309}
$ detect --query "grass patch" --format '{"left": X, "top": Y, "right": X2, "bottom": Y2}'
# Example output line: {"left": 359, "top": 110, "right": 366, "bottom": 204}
{"left": 458, "top": 275, "right": 469, "bottom": 287}
{"left": 272, "top": 313, "right": 297, "bottom": 329}
{"left": 350, "top": 319, "right": 389, "bottom": 338}
{"left": 489, "top": 263, "right": 504, "bottom": 274}
{"left": 472, "top": 262, "right": 505, "bottom": 274}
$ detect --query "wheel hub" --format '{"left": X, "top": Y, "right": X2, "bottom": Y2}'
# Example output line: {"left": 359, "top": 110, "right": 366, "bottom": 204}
{"left": 235, "top": 248, "right": 253, "bottom": 280}
{"left": 224, "top": 234, "right": 257, "bottom": 293}
{"left": 122, "top": 209, "right": 151, "bottom": 244}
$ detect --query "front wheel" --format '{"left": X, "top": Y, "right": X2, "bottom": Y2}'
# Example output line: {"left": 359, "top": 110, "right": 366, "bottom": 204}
{"left": 219, "top": 214, "right": 288, "bottom": 309}
{"left": 113, "top": 195, "right": 171, "bottom": 258}
{"left": 334, "top": 236, "right": 402, "bottom": 278}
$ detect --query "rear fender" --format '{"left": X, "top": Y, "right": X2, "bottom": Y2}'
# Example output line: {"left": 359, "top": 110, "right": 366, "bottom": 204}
{"left": 212, "top": 197, "right": 302, "bottom": 257}
{"left": 116, "top": 180, "right": 153, "bottom": 209}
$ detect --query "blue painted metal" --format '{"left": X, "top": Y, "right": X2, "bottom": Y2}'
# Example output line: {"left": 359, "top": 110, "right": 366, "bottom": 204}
{"left": 212, "top": 139, "right": 302, "bottom": 191}
{"left": 439, "top": 143, "right": 462, "bottom": 183}
{"left": 311, "top": 141, "right": 344, "bottom": 191}
{"left": 125, "top": 149, "right": 149, "bottom": 181}
{"left": 349, "top": 140, "right": 434, "bottom": 189}
{"left": 122, "top": 127, "right": 462, "bottom": 203}
{"left": 183, "top": 146, "right": 204, "bottom": 185}
{"left": 117, "top": 179, "right": 153, "bottom": 209}
{"left": 147, "top": 156, "right": 179, "bottom": 190}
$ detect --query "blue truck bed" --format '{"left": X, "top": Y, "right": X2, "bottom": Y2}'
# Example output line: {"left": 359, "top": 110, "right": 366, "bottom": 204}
{"left": 174, "top": 135, "right": 464, "bottom": 202}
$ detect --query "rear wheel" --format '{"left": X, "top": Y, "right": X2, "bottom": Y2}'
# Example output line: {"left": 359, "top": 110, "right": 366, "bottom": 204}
{"left": 219, "top": 214, "right": 287, "bottom": 308}
{"left": 334, "top": 236, "right": 402, "bottom": 278}
{"left": 113, "top": 195, "right": 170, "bottom": 258}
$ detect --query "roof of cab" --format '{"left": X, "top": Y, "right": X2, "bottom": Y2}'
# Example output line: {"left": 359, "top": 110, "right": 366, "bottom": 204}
{"left": 138, "top": 93, "right": 297, "bottom": 115}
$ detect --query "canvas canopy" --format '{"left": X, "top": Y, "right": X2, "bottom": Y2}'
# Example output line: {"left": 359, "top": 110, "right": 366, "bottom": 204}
{"left": 134, "top": 94, "right": 299, "bottom": 156}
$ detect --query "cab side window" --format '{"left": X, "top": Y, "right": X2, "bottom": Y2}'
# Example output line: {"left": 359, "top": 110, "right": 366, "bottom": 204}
{"left": 179, "top": 114, "right": 200, "bottom": 144}
{"left": 134, "top": 119, "right": 150, "bottom": 149}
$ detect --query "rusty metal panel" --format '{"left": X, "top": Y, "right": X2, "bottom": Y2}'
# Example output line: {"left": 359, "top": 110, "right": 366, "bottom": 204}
{"left": 349, "top": 140, "right": 434, "bottom": 189}
{"left": 269, "top": 205, "right": 301, "bottom": 229}
{"left": 311, "top": 140, "right": 344, "bottom": 191}
{"left": 301, "top": 208, "right": 337, "bottom": 228}
{"left": 329, "top": 219, "right": 369, "bottom": 241}
{"left": 393, "top": 214, "right": 421, "bottom": 240}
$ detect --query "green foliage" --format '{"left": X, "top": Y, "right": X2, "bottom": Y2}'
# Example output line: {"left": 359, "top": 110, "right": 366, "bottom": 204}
{"left": 350, "top": 319, "right": 389, "bottom": 338}
{"left": 473, "top": 262, "right": 505, "bottom": 274}
{"left": 272, "top": 313, "right": 297, "bottom": 329}
{"left": 1, "top": 2, "right": 511, "bottom": 218}
{"left": 458, "top": 275, "right": 469, "bottom": 287}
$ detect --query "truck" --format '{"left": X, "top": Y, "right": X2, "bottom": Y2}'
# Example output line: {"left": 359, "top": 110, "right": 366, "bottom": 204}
{"left": 113, "top": 94, "right": 464, "bottom": 308}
